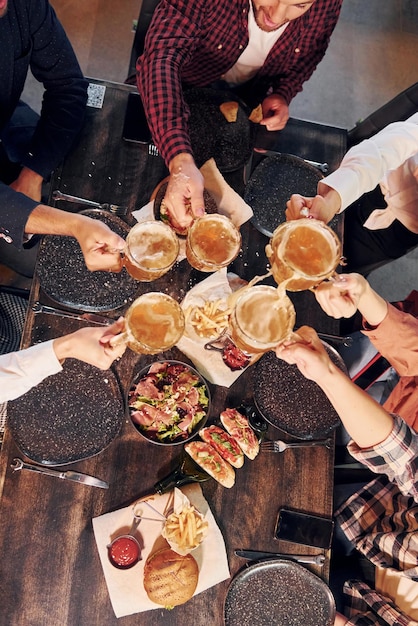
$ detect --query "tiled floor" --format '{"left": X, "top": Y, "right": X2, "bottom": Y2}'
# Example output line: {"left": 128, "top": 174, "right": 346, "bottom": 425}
{"left": 11, "top": 0, "right": 418, "bottom": 300}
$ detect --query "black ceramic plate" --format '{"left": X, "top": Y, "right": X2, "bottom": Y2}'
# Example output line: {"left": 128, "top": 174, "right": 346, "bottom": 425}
{"left": 244, "top": 154, "right": 324, "bottom": 237}
{"left": 36, "top": 209, "right": 137, "bottom": 312}
{"left": 7, "top": 360, "right": 124, "bottom": 465}
{"left": 224, "top": 559, "right": 335, "bottom": 626}
{"left": 184, "top": 87, "right": 253, "bottom": 172}
{"left": 253, "top": 344, "right": 347, "bottom": 440}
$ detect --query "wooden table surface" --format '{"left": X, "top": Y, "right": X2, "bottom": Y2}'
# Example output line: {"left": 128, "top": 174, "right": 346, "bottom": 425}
{"left": 0, "top": 80, "right": 345, "bottom": 626}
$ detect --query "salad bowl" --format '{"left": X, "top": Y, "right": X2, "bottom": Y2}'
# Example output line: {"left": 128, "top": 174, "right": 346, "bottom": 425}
{"left": 128, "top": 360, "right": 211, "bottom": 445}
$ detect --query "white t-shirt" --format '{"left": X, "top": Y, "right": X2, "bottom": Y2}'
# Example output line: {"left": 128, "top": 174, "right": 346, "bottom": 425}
{"left": 222, "top": 2, "right": 288, "bottom": 85}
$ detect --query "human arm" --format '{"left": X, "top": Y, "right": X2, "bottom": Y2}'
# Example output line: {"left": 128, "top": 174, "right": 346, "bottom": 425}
{"left": 164, "top": 154, "right": 206, "bottom": 230}
{"left": 9, "top": 168, "right": 43, "bottom": 203}
{"left": 313, "top": 274, "right": 388, "bottom": 325}
{"left": 275, "top": 326, "right": 394, "bottom": 448}
{"left": 0, "top": 319, "right": 126, "bottom": 403}
{"left": 20, "top": 0, "right": 88, "bottom": 179}
{"left": 314, "top": 274, "right": 418, "bottom": 377}
{"left": 24, "top": 204, "right": 125, "bottom": 271}
{"left": 285, "top": 112, "right": 418, "bottom": 223}
{"left": 263, "top": 0, "right": 343, "bottom": 105}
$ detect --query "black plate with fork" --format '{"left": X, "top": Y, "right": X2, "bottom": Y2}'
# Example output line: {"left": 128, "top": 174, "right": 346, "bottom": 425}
{"left": 253, "top": 343, "right": 347, "bottom": 440}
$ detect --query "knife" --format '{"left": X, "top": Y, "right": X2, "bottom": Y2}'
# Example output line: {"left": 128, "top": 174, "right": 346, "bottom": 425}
{"left": 234, "top": 549, "right": 325, "bottom": 565}
{"left": 11, "top": 458, "right": 109, "bottom": 489}
{"left": 32, "top": 302, "right": 112, "bottom": 326}
{"left": 253, "top": 148, "right": 329, "bottom": 173}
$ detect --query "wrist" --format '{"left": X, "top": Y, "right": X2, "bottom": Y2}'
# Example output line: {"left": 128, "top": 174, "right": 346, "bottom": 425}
{"left": 52, "top": 334, "right": 74, "bottom": 363}
{"left": 357, "top": 279, "right": 388, "bottom": 326}
{"left": 169, "top": 153, "right": 195, "bottom": 174}
{"left": 318, "top": 184, "right": 342, "bottom": 216}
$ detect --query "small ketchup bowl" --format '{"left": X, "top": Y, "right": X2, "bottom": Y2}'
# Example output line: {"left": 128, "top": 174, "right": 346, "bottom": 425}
{"left": 107, "top": 534, "right": 142, "bottom": 570}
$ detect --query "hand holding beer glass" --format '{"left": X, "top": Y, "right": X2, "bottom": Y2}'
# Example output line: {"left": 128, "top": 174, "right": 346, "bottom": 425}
{"left": 122, "top": 221, "right": 180, "bottom": 282}
{"left": 265, "top": 218, "right": 342, "bottom": 291}
{"left": 229, "top": 284, "right": 296, "bottom": 354}
{"left": 186, "top": 214, "right": 241, "bottom": 272}
{"left": 110, "top": 292, "right": 185, "bottom": 354}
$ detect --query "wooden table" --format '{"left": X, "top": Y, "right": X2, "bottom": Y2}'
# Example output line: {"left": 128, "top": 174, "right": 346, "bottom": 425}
{"left": 0, "top": 80, "right": 345, "bottom": 626}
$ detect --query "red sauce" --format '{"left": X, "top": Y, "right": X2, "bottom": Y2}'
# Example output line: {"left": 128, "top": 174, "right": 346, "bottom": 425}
{"left": 108, "top": 536, "right": 140, "bottom": 569}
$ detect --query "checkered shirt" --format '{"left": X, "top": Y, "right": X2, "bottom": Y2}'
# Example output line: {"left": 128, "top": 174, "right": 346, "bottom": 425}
{"left": 335, "top": 416, "right": 418, "bottom": 624}
{"left": 136, "top": 0, "right": 342, "bottom": 165}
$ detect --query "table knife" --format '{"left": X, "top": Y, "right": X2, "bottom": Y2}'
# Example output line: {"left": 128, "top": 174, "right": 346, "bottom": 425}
{"left": 11, "top": 458, "right": 109, "bottom": 489}
{"left": 253, "top": 149, "right": 329, "bottom": 173}
{"left": 32, "top": 302, "right": 112, "bottom": 326}
{"left": 234, "top": 549, "right": 325, "bottom": 565}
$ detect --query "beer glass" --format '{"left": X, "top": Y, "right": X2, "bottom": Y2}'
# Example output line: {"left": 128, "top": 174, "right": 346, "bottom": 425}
{"left": 123, "top": 221, "right": 179, "bottom": 282}
{"left": 110, "top": 292, "right": 185, "bottom": 354}
{"left": 186, "top": 214, "right": 241, "bottom": 272}
{"left": 229, "top": 285, "right": 296, "bottom": 354}
{"left": 265, "top": 218, "right": 342, "bottom": 291}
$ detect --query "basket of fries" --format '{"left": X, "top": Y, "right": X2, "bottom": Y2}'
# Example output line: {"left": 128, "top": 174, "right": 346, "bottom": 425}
{"left": 162, "top": 488, "right": 209, "bottom": 555}
{"left": 183, "top": 297, "right": 231, "bottom": 341}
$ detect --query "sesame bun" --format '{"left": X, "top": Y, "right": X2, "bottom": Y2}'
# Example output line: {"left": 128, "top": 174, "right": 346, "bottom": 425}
{"left": 143, "top": 547, "right": 199, "bottom": 608}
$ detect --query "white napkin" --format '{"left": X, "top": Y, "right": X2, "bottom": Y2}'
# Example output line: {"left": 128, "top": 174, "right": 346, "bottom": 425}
{"left": 176, "top": 270, "right": 255, "bottom": 387}
{"left": 199, "top": 158, "right": 253, "bottom": 227}
{"left": 92, "top": 483, "right": 230, "bottom": 618}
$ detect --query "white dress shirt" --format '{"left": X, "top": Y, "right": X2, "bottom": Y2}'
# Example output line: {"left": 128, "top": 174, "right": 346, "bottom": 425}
{"left": 319, "top": 112, "right": 418, "bottom": 232}
{"left": 0, "top": 341, "right": 62, "bottom": 402}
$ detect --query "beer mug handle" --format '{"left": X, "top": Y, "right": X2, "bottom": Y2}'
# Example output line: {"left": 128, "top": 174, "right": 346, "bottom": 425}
{"left": 109, "top": 331, "right": 130, "bottom": 348}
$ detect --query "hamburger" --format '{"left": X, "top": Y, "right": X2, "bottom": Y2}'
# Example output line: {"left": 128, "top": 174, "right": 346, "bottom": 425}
{"left": 143, "top": 547, "right": 199, "bottom": 609}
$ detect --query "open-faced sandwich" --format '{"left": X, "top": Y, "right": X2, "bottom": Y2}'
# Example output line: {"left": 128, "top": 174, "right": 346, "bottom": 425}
{"left": 185, "top": 440, "right": 235, "bottom": 488}
{"left": 199, "top": 425, "right": 244, "bottom": 468}
{"left": 220, "top": 407, "right": 260, "bottom": 460}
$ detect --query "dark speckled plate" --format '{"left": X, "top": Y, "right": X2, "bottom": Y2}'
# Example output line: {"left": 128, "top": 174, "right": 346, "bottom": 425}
{"left": 36, "top": 209, "right": 137, "bottom": 312}
{"left": 184, "top": 87, "right": 253, "bottom": 172}
{"left": 224, "top": 559, "right": 335, "bottom": 626}
{"left": 253, "top": 344, "right": 347, "bottom": 440}
{"left": 7, "top": 360, "right": 124, "bottom": 465}
{"left": 244, "top": 154, "right": 324, "bottom": 237}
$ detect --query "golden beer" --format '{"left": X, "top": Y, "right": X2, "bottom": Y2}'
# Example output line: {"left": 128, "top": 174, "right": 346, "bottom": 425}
{"left": 125, "top": 292, "right": 185, "bottom": 354}
{"left": 229, "top": 285, "right": 296, "bottom": 354}
{"left": 123, "top": 221, "right": 179, "bottom": 282}
{"left": 265, "top": 218, "right": 342, "bottom": 291}
{"left": 186, "top": 214, "right": 241, "bottom": 272}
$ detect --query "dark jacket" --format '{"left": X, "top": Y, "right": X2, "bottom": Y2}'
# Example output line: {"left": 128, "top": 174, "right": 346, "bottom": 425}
{"left": 0, "top": 0, "right": 88, "bottom": 248}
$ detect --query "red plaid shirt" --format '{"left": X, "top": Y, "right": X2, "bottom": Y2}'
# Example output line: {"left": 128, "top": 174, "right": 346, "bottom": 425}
{"left": 136, "top": 0, "right": 343, "bottom": 165}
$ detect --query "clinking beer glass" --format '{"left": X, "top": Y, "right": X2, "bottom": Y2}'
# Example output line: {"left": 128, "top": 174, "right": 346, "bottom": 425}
{"left": 122, "top": 221, "right": 180, "bottom": 282}
{"left": 110, "top": 292, "right": 185, "bottom": 355}
{"left": 229, "top": 285, "right": 296, "bottom": 354}
{"left": 186, "top": 214, "right": 241, "bottom": 272}
{"left": 265, "top": 218, "right": 342, "bottom": 291}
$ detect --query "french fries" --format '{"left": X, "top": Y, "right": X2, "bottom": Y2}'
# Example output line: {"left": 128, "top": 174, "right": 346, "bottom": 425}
{"left": 184, "top": 299, "right": 231, "bottom": 339}
{"left": 163, "top": 504, "right": 209, "bottom": 552}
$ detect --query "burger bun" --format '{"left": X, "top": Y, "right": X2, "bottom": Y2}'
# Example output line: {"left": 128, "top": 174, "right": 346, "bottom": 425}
{"left": 143, "top": 547, "right": 199, "bottom": 608}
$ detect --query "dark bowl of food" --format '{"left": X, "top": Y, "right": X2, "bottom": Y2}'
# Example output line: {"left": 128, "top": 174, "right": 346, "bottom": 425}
{"left": 127, "top": 360, "right": 211, "bottom": 445}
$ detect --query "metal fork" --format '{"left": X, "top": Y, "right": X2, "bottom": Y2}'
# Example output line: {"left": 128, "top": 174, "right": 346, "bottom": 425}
{"left": 261, "top": 439, "right": 332, "bottom": 452}
{"left": 148, "top": 143, "right": 159, "bottom": 157}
